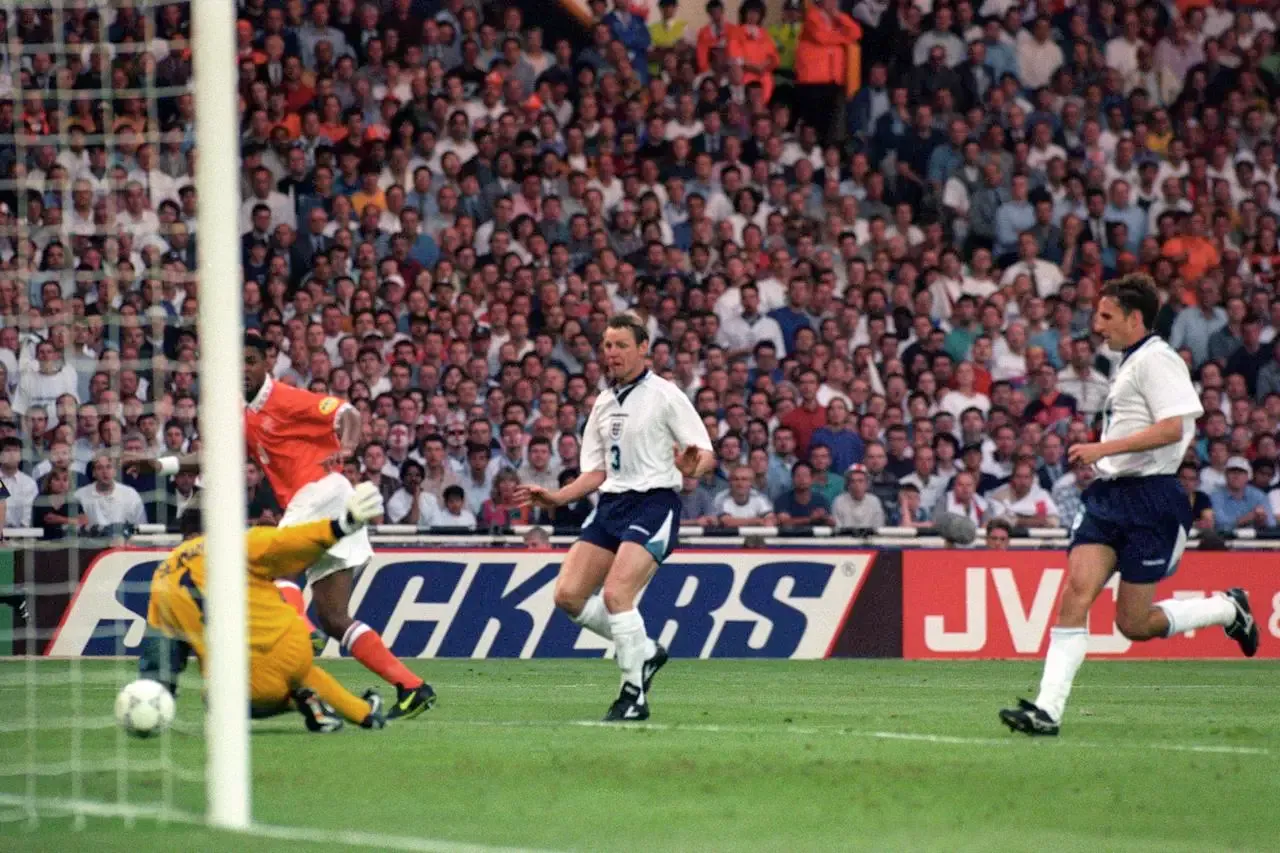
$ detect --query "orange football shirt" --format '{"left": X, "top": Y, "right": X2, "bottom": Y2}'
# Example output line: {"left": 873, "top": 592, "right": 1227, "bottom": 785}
{"left": 244, "top": 377, "right": 346, "bottom": 508}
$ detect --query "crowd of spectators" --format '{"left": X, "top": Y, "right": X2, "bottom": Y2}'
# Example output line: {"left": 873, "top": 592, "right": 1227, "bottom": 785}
{"left": 3, "top": 0, "right": 1280, "bottom": 544}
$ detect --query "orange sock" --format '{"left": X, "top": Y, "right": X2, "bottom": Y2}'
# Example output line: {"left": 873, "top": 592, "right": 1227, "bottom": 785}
{"left": 302, "top": 665, "right": 372, "bottom": 724}
{"left": 275, "top": 580, "right": 317, "bottom": 634}
{"left": 341, "top": 622, "right": 423, "bottom": 689}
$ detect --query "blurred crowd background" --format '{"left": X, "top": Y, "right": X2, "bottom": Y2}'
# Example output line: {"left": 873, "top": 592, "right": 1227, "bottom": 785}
{"left": 0, "top": 0, "right": 1277, "bottom": 542}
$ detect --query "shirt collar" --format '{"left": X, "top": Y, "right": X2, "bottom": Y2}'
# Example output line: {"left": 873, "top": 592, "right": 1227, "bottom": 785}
{"left": 1120, "top": 333, "right": 1156, "bottom": 366}
{"left": 247, "top": 374, "right": 274, "bottom": 412}
{"left": 611, "top": 368, "right": 649, "bottom": 397}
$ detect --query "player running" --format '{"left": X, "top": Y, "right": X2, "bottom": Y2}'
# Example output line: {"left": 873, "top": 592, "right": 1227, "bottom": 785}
{"left": 1000, "top": 275, "right": 1259, "bottom": 737}
{"left": 148, "top": 483, "right": 388, "bottom": 732}
{"left": 517, "top": 314, "right": 715, "bottom": 721}
{"left": 136, "top": 334, "right": 434, "bottom": 719}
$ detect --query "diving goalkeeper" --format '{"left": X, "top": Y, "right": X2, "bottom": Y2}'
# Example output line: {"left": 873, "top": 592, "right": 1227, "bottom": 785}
{"left": 146, "top": 482, "right": 389, "bottom": 731}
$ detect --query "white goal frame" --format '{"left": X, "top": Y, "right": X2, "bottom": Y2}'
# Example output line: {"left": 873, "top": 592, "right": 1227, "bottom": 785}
{"left": 191, "top": 0, "right": 249, "bottom": 830}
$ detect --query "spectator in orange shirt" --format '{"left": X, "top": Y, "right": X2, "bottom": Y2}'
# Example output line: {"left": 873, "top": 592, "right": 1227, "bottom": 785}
{"left": 794, "top": 0, "right": 861, "bottom": 143}
{"left": 317, "top": 94, "right": 349, "bottom": 145}
{"left": 696, "top": 0, "right": 731, "bottom": 74}
{"left": 728, "top": 0, "right": 780, "bottom": 104}
{"left": 267, "top": 91, "right": 300, "bottom": 140}
{"left": 1161, "top": 212, "right": 1219, "bottom": 304}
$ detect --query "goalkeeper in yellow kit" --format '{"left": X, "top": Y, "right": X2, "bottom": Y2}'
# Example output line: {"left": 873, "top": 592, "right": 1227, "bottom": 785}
{"left": 147, "top": 482, "right": 388, "bottom": 731}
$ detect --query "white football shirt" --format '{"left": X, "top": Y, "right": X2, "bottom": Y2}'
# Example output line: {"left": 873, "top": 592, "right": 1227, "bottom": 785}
{"left": 0, "top": 469, "right": 38, "bottom": 527}
{"left": 581, "top": 370, "right": 714, "bottom": 494}
{"left": 1097, "top": 336, "right": 1203, "bottom": 479}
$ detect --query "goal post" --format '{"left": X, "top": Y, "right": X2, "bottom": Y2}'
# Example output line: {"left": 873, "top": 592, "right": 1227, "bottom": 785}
{"left": 0, "top": 0, "right": 255, "bottom": 834}
{"left": 190, "top": 0, "right": 250, "bottom": 831}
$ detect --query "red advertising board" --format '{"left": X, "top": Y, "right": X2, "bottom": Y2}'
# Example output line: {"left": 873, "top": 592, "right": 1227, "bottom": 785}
{"left": 903, "top": 551, "right": 1280, "bottom": 659}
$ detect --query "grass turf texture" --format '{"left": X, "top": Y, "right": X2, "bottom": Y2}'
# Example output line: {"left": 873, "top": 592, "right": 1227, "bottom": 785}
{"left": 1, "top": 659, "right": 1276, "bottom": 852}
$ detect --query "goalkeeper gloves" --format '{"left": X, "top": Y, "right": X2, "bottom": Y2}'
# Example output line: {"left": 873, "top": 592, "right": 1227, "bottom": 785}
{"left": 338, "top": 482, "right": 384, "bottom": 535}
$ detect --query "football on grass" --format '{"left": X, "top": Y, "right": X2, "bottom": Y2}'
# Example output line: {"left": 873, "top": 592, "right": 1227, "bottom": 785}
{"left": 114, "top": 679, "right": 176, "bottom": 738}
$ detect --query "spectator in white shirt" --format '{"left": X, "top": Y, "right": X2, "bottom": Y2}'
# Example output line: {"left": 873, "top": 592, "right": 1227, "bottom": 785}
{"left": 460, "top": 443, "right": 496, "bottom": 516}
{"left": 74, "top": 453, "right": 147, "bottom": 530}
{"left": 1025, "top": 122, "right": 1066, "bottom": 172}
{"left": 433, "top": 110, "right": 479, "bottom": 172}
{"left": 128, "top": 142, "right": 178, "bottom": 208}
{"left": 238, "top": 165, "right": 296, "bottom": 233}
{"left": 936, "top": 470, "right": 990, "bottom": 526}
{"left": 1104, "top": 12, "right": 1142, "bottom": 80}
{"left": 114, "top": 181, "right": 161, "bottom": 242}
{"left": 899, "top": 445, "right": 947, "bottom": 513}
{"left": 63, "top": 179, "right": 99, "bottom": 241}
{"left": 831, "top": 464, "right": 887, "bottom": 529}
{"left": 0, "top": 437, "right": 37, "bottom": 527}
{"left": 716, "top": 283, "right": 787, "bottom": 358}
{"left": 941, "top": 361, "right": 991, "bottom": 419}
{"left": 11, "top": 339, "right": 79, "bottom": 416}
{"left": 713, "top": 465, "right": 777, "bottom": 526}
{"left": 991, "top": 321, "right": 1029, "bottom": 382}
{"left": 385, "top": 460, "right": 441, "bottom": 525}
{"left": 1056, "top": 337, "right": 1110, "bottom": 419}
{"left": 999, "top": 232, "right": 1065, "bottom": 297}
{"left": 431, "top": 484, "right": 478, "bottom": 529}
{"left": 1015, "top": 17, "right": 1063, "bottom": 90}
{"left": 987, "top": 460, "right": 1060, "bottom": 527}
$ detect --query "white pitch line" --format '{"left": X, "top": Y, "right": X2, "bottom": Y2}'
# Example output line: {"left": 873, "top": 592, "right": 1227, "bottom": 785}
{"left": 241, "top": 819, "right": 565, "bottom": 853}
{"left": 425, "top": 717, "right": 1273, "bottom": 757}
{"left": 0, "top": 793, "right": 564, "bottom": 853}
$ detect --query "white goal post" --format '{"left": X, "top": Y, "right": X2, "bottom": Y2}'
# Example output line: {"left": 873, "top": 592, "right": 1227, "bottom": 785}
{"left": 191, "top": 0, "right": 249, "bottom": 831}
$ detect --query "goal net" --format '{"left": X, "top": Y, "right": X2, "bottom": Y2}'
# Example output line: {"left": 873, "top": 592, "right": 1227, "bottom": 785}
{"left": 0, "top": 0, "right": 246, "bottom": 832}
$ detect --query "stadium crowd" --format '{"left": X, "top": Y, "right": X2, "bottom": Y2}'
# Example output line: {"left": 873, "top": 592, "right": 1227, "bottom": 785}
{"left": 1, "top": 0, "right": 1280, "bottom": 542}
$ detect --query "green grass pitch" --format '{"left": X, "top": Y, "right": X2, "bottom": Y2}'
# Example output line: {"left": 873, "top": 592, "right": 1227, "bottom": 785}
{"left": 1, "top": 658, "right": 1276, "bottom": 852}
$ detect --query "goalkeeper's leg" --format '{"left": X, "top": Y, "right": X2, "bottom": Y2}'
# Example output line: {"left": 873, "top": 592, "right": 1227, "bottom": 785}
{"left": 250, "top": 623, "right": 343, "bottom": 731}
{"left": 300, "top": 664, "right": 383, "bottom": 728}
{"left": 253, "top": 621, "right": 384, "bottom": 730}
{"left": 137, "top": 628, "right": 191, "bottom": 697}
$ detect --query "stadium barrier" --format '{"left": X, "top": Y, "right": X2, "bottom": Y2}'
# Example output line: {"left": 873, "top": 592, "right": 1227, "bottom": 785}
{"left": 17, "top": 545, "right": 1279, "bottom": 661}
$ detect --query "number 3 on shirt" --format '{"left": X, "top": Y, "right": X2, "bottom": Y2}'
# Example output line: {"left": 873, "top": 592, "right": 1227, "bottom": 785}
{"left": 609, "top": 444, "right": 621, "bottom": 472}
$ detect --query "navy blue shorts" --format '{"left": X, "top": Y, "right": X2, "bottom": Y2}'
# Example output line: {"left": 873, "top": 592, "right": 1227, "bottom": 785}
{"left": 1068, "top": 475, "right": 1191, "bottom": 584}
{"left": 580, "top": 489, "right": 683, "bottom": 564}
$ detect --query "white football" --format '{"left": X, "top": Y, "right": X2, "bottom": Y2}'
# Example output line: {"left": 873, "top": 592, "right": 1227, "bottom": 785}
{"left": 114, "top": 679, "right": 176, "bottom": 738}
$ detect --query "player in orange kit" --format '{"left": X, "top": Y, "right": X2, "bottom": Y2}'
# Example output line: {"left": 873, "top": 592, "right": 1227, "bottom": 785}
{"left": 135, "top": 334, "right": 434, "bottom": 719}
{"left": 148, "top": 484, "right": 389, "bottom": 731}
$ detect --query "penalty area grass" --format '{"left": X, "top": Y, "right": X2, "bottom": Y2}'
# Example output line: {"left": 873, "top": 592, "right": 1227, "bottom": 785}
{"left": 0, "top": 659, "right": 1276, "bottom": 852}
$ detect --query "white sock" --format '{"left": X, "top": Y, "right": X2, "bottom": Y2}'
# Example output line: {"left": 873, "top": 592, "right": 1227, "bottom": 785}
{"left": 1156, "top": 595, "right": 1236, "bottom": 636}
{"left": 1033, "top": 626, "right": 1088, "bottom": 723}
{"left": 608, "top": 608, "right": 648, "bottom": 701}
{"left": 572, "top": 595, "right": 657, "bottom": 657}
{"left": 570, "top": 594, "right": 613, "bottom": 640}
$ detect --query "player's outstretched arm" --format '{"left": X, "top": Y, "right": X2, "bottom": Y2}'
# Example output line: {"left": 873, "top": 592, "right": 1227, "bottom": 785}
{"left": 123, "top": 451, "right": 201, "bottom": 476}
{"left": 250, "top": 483, "right": 384, "bottom": 578}
{"left": 515, "top": 470, "right": 606, "bottom": 509}
{"left": 335, "top": 406, "right": 362, "bottom": 458}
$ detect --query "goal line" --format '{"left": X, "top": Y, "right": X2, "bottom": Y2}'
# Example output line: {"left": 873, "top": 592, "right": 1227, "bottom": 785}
{"left": 0, "top": 792, "right": 561, "bottom": 853}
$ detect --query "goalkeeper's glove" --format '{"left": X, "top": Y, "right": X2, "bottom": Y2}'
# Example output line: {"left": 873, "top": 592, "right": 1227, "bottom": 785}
{"left": 337, "top": 482, "right": 384, "bottom": 535}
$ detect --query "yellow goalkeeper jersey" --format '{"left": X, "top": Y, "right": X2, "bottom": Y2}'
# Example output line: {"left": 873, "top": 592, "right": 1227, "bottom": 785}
{"left": 147, "top": 519, "right": 338, "bottom": 662}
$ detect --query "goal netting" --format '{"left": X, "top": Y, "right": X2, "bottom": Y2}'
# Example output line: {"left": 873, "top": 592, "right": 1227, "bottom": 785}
{"left": 0, "top": 0, "right": 246, "bottom": 831}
